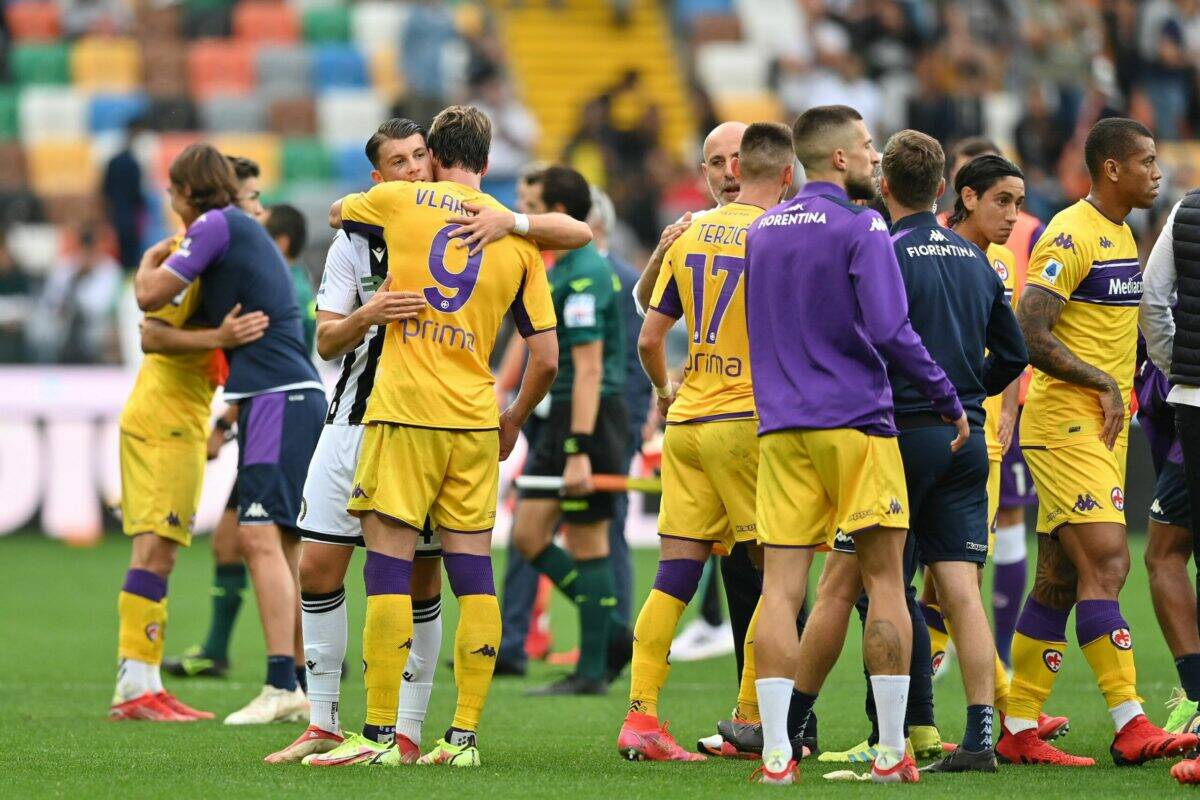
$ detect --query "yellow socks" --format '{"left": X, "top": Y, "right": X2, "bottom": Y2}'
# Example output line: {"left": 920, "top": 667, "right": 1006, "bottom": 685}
{"left": 1076, "top": 599, "right": 1141, "bottom": 711}
{"left": 920, "top": 602, "right": 951, "bottom": 673}
{"left": 628, "top": 558, "right": 705, "bottom": 719}
{"left": 118, "top": 568, "right": 168, "bottom": 665}
{"left": 1006, "top": 597, "right": 1069, "bottom": 723}
{"left": 735, "top": 597, "right": 762, "bottom": 722}
{"left": 994, "top": 653, "right": 1011, "bottom": 714}
{"left": 452, "top": 594, "right": 501, "bottom": 731}
{"left": 362, "top": 552, "right": 413, "bottom": 728}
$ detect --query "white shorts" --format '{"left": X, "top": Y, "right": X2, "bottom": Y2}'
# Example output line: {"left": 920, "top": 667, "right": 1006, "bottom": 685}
{"left": 298, "top": 424, "right": 441, "bottom": 557}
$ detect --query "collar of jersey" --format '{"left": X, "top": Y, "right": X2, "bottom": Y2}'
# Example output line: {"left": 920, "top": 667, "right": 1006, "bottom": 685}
{"left": 890, "top": 210, "right": 940, "bottom": 234}
{"left": 798, "top": 181, "right": 848, "bottom": 201}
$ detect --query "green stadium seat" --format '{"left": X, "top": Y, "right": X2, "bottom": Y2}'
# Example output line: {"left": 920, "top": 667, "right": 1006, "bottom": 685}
{"left": 282, "top": 138, "right": 333, "bottom": 183}
{"left": 11, "top": 43, "right": 69, "bottom": 86}
{"left": 303, "top": 7, "right": 350, "bottom": 43}
{"left": 182, "top": 0, "right": 235, "bottom": 9}
{"left": 0, "top": 89, "right": 19, "bottom": 140}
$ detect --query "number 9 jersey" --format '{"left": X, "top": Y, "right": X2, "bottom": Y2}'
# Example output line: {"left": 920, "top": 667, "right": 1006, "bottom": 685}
{"left": 648, "top": 201, "right": 763, "bottom": 423}
{"left": 338, "top": 180, "right": 556, "bottom": 430}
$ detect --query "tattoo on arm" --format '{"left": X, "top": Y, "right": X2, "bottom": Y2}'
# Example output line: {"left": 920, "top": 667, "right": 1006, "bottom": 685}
{"left": 1017, "top": 286, "right": 1115, "bottom": 393}
{"left": 1031, "top": 535, "right": 1078, "bottom": 612}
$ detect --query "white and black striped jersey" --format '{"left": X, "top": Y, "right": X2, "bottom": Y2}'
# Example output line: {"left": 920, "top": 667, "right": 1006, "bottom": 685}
{"left": 315, "top": 229, "right": 389, "bottom": 426}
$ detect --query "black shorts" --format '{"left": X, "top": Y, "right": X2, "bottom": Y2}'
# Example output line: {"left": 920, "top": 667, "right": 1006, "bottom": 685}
{"left": 899, "top": 420, "right": 989, "bottom": 565}
{"left": 520, "top": 396, "right": 629, "bottom": 523}
{"left": 1151, "top": 459, "right": 1192, "bottom": 528}
{"left": 235, "top": 389, "right": 325, "bottom": 532}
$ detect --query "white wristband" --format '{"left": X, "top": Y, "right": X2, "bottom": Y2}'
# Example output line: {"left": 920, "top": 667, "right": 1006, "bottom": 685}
{"left": 654, "top": 383, "right": 672, "bottom": 399}
{"left": 513, "top": 213, "right": 530, "bottom": 236}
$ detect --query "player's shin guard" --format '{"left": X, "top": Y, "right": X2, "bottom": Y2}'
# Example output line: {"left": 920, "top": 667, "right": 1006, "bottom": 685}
{"left": 444, "top": 553, "right": 500, "bottom": 733}
{"left": 920, "top": 602, "right": 950, "bottom": 674}
{"left": 1076, "top": 599, "right": 1142, "bottom": 725}
{"left": 362, "top": 552, "right": 413, "bottom": 732}
{"left": 397, "top": 595, "right": 442, "bottom": 746}
{"left": 575, "top": 557, "right": 617, "bottom": 682}
{"left": 992, "top": 524, "right": 1027, "bottom": 665}
{"left": 1007, "top": 597, "right": 1069, "bottom": 728}
{"left": 737, "top": 597, "right": 762, "bottom": 722}
{"left": 302, "top": 586, "right": 347, "bottom": 735}
{"left": 629, "top": 558, "right": 704, "bottom": 718}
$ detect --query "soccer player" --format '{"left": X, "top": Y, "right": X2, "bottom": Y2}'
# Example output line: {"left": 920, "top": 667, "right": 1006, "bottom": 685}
{"left": 264, "top": 204, "right": 316, "bottom": 354}
{"left": 880, "top": 131, "right": 1028, "bottom": 772}
{"left": 135, "top": 144, "right": 328, "bottom": 726}
{"left": 328, "top": 105, "right": 561, "bottom": 767}
{"left": 746, "top": 105, "right": 967, "bottom": 785}
{"left": 999, "top": 117, "right": 1196, "bottom": 766}
{"left": 616, "top": 121, "right": 794, "bottom": 761}
{"left": 512, "top": 165, "right": 631, "bottom": 697}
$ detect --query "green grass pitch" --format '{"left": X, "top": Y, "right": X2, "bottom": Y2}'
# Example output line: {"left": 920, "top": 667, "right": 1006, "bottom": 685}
{"left": 0, "top": 531, "right": 1192, "bottom": 797}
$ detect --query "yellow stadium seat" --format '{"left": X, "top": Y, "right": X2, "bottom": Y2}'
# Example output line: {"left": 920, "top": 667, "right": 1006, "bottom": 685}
{"left": 712, "top": 93, "right": 784, "bottom": 126}
{"left": 70, "top": 36, "right": 141, "bottom": 92}
{"left": 26, "top": 138, "right": 97, "bottom": 194}
{"left": 211, "top": 133, "right": 282, "bottom": 190}
{"left": 368, "top": 48, "right": 404, "bottom": 104}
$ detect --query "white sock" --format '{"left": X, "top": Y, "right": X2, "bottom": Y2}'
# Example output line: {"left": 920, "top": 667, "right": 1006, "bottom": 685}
{"left": 397, "top": 597, "right": 443, "bottom": 746}
{"left": 148, "top": 664, "right": 164, "bottom": 694}
{"left": 871, "top": 674, "right": 910, "bottom": 755}
{"left": 756, "top": 677, "right": 795, "bottom": 768}
{"left": 302, "top": 586, "right": 348, "bottom": 734}
{"left": 1004, "top": 715, "right": 1037, "bottom": 735}
{"left": 116, "top": 658, "right": 152, "bottom": 701}
{"left": 1111, "top": 699, "right": 1144, "bottom": 731}
{"left": 993, "top": 523, "right": 1027, "bottom": 565}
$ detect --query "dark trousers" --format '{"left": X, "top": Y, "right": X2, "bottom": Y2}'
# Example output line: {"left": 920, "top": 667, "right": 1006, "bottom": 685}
{"left": 1175, "top": 404, "right": 1200, "bottom": 639}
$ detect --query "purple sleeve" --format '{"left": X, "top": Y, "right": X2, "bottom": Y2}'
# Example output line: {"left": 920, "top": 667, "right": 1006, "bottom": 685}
{"left": 848, "top": 212, "right": 964, "bottom": 420}
{"left": 1028, "top": 221, "right": 1046, "bottom": 258}
{"left": 163, "top": 210, "right": 231, "bottom": 283}
{"left": 649, "top": 276, "right": 684, "bottom": 319}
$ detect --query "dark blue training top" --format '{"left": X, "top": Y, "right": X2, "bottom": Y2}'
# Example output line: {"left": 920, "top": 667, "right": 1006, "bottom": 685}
{"left": 888, "top": 211, "right": 1028, "bottom": 428}
{"left": 162, "top": 205, "right": 322, "bottom": 400}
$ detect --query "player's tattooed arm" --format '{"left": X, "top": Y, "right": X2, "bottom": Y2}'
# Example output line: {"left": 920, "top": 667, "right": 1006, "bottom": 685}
{"left": 1017, "top": 285, "right": 1124, "bottom": 449}
{"left": 633, "top": 213, "right": 692, "bottom": 314}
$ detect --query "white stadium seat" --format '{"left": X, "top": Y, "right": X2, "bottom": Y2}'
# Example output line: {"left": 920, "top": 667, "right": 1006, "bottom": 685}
{"left": 694, "top": 42, "right": 769, "bottom": 98}
{"left": 19, "top": 86, "right": 87, "bottom": 144}
{"left": 351, "top": 1, "right": 412, "bottom": 54}
{"left": 316, "top": 89, "right": 387, "bottom": 146}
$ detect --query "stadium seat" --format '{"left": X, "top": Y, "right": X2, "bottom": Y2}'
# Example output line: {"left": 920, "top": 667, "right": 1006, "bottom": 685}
{"left": 282, "top": 137, "right": 333, "bottom": 182}
{"left": 733, "top": 0, "right": 803, "bottom": 58}
{"left": 689, "top": 14, "right": 743, "bottom": 45}
{"left": 316, "top": 89, "right": 385, "bottom": 146}
{"left": 694, "top": 42, "right": 768, "bottom": 96}
{"left": 5, "top": 2, "right": 62, "bottom": 42}
{"left": 187, "top": 39, "right": 255, "bottom": 99}
{"left": 256, "top": 45, "right": 312, "bottom": 100}
{"left": 70, "top": 37, "right": 142, "bottom": 92}
{"left": 7, "top": 223, "right": 61, "bottom": 276}
{"left": 674, "top": 0, "right": 736, "bottom": 27}
{"left": 333, "top": 143, "right": 373, "bottom": 190}
{"left": 311, "top": 44, "right": 368, "bottom": 91}
{"left": 211, "top": 133, "right": 281, "bottom": 188}
{"left": 0, "top": 143, "right": 29, "bottom": 190}
{"left": 368, "top": 47, "right": 404, "bottom": 103}
{"left": 20, "top": 87, "right": 88, "bottom": 143}
{"left": 11, "top": 43, "right": 70, "bottom": 86}
{"left": 26, "top": 138, "right": 96, "bottom": 194}
{"left": 154, "top": 132, "right": 203, "bottom": 185}
{"left": 350, "top": 1, "right": 411, "bottom": 54}
{"left": 41, "top": 193, "right": 101, "bottom": 227}
{"left": 0, "top": 89, "right": 19, "bottom": 140}
{"left": 268, "top": 98, "right": 317, "bottom": 137}
{"left": 711, "top": 92, "right": 782, "bottom": 128}
{"left": 232, "top": 1, "right": 300, "bottom": 44}
{"left": 200, "top": 94, "right": 267, "bottom": 134}
{"left": 146, "top": 97, "right": 200, "bottom": 132}
{"left": 283, "top": 179, "right": 343, "bottom": 240}
{"left": 182, "top": 4, "right": 233, "bottom": 39}
{"left": 141, "top": 41, "right": 190, "bottom": 98}
{"left": 89, "top": 94, "right": 150, "bottom": 133}
{"left": 303, "top": 5, "right": 350, "bottom": 43}
{"left": 133, "top": 4, "right": 181, "bottom": 41}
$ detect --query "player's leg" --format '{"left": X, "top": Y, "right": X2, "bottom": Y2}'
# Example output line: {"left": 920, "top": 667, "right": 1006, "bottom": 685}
{"left": 1146, "top": 519, "right": 1200, "bottom": 730}
{"left": 994, "top": 432, "right": 1035, "bottom": 665}
{"left": 397, "top": 546, "right": 444, "bottom": 754}
{"left": 556, "top": 519, "right": 616, "bottom": 690}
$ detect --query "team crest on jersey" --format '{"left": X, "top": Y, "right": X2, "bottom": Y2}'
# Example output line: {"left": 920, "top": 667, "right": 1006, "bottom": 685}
{"left": 869, "top": 217, "right": 888, "bottom": 232}
{"left": 1043, "top": 648, "right": 1063, "bottom": 672}
{"left": 1042, "top": 260, "right": 1063, "bottom": 284}
{"left": 1052, "top": 233, "right": 1075, "bottom": 251}
{"left": 1099, "top": 237, "right": 1114, "bottom": 249}
{"left": 1073, "top": 493, "right": 1101, "bottom": 512}
{"left": 1111, "top": 487, "right": 1125, "bottom": 511}
{"left": 145, "top": 622, "right": 161, "bottom": 643}
{"left": 992, "top": 259, "right": 1009, "bottom": 281}
{"left": 1111, "top": 628, "right": 1132, "bottom": 650}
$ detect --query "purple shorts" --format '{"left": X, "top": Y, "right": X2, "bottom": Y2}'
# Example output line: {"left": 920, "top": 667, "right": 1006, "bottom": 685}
{"left": 1000, "top": 407, "right": 1037, "bottom": 508}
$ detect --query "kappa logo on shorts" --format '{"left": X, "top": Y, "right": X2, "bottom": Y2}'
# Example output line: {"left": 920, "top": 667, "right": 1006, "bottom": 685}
{"left": 1111, "top": 487, "right": 1125, "bottom": 511}
{"left": 145, "top": 622, "right": 160, "bottom": 643}
{"left": 164, "top": 511, "right": 181, "bottom": 527}
{"left": 298, "top": 499, "right": 307, "bottom": 521}
{"left": 965, "top": 541, "right": 989, "bottom": 552}
{"left": 1042, "top": 648, "right": 1063, "bottom": 673}
{"left": 1151, "top": 498, "right": 1163, "bottom": 515}
{"left": 833, "top": 529, "right": 855, "bottom": 547}
{"left": 244, "top": 502, "right": 270, "bottom": 519}
{"left": 1111, "top": 628, "right": 1132, "bottom": 650}
{"left": 888, "top": 497, "right": 903, "bottom": 515}
{"left": 1073, "top": 493, "right": 1101, "bottom": 513}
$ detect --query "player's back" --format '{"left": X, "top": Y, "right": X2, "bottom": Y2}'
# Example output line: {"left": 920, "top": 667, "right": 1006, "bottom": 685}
{"left": 341, "top": 180, "right": 550, "bottom": 430}
{"left": 1021, "top": 200, "right": 1141, "bottom": 447}
{"left": 652, "top": 201, "right": 761, "bottom": 423}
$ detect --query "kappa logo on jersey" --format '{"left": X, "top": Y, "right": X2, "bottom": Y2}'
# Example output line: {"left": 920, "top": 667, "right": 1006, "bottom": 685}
{"left": 1042, "top": 260, "right": 1063, "bottom": 284}
{"left": 145, "top": 622, "right": 161, "bottom": 643}
{"left": 1111, "top": 627, "right": 1132, "bottom": 650}
{"left": 869, "top": 217, "right": 888, "bottom": 232}
{"left": 1099, "top": 236, "right": 1114, "bottom": 249}
{"left": 244, "top": 502, "right": 270, "bottom": 519}
{"left": 929, "top": 229, "right": 948, "bottom": 242}
{"left": 992, "top": 259, "right": 1009, "bottom": 281}
{"left": 1111, "top": 487, "right": 1125, "bottom": 511}
{"left": 351, "top": 484, "right": 369, "bottom": 499}
{"left": 1073, "top": 493, "right": 1101, "bottom": 512}
{"left": 1043, "top": 648, "right": 1063, "bottom": 673}
{"left": 1052, "top": 233, "right": 1075, "bottom": 251}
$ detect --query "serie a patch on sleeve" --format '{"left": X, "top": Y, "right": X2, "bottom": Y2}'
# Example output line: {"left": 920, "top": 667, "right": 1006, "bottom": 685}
{"left": 564, "top": 293, "right": 597, "bottom": 328}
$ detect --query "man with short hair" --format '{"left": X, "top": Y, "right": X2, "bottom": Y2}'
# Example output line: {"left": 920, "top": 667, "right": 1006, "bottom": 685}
{"left": 747, "top": 105, "right": 967, "bottom": 785}
{"left": 264, "top": 204, "right": 315, "bottom": 354}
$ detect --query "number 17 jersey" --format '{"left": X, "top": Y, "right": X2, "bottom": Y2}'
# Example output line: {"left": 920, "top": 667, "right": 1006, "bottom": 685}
{"left": 649, "top": 201, "right": 763, "bottom": 423}
{"left": 339, "top": 180, "right": 556, "bottom": 430}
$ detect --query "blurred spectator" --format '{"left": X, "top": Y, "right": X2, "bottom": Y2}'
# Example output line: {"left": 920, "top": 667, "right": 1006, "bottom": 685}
{"left": 778, "top": 50, "right": 882, "bottom": 134}
{"left": 102, "top": 119, "right": 147, "bottom": 271}
{"left": 1019, "top": 0, "right": 1101, "bottom": 130}
{"left": 402, "top": 0, "right": 462, "bottom": 124}
{"left": 469, "top": 64, "right": 538, "bottom": 209}
{"left": 1139, "top": 0, "right": 1196, "bottom": 140}
{"left": 27, "top": 226, "right": 121, "bottom": 364}
{"left": 0, "top": 231, "right": 32, "bottom": 363}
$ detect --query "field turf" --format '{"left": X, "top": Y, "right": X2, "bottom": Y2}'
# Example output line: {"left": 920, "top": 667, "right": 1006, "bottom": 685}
{"left": 1, "top": 530, "right": 1192, "bottom": 798}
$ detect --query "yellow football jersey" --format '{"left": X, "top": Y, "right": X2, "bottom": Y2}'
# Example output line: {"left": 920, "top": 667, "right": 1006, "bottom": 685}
{"left": 340, "top": 180, "right": 556, "bottom": 430}
{"left": 983, "top": 243, "right": 1017, "bottom": 460}
{"left": 649, "top": 201, "right": 762, "bottom": 423}
{"left": 1021, "top": 200, "right": 1141, "bottom": 448}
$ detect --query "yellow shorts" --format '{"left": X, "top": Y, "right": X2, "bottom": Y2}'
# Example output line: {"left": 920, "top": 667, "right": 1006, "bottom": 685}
{"left": 348, "top": 423, "right": 499, "bottom": 533}
{"left": 757, "top": 428, "right": 909, "bottom": 548}
{"left": 987, "top": 458, "right": 1001, "bottom": 555}
{"left": 659, "top": 418, "right": 759, "bottom": 556}
{"left": 119, "top": 428, "right": 205, "bottom": 546}
{"left": 1023, "top": 439, "right": 1128, "bottom": 535}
